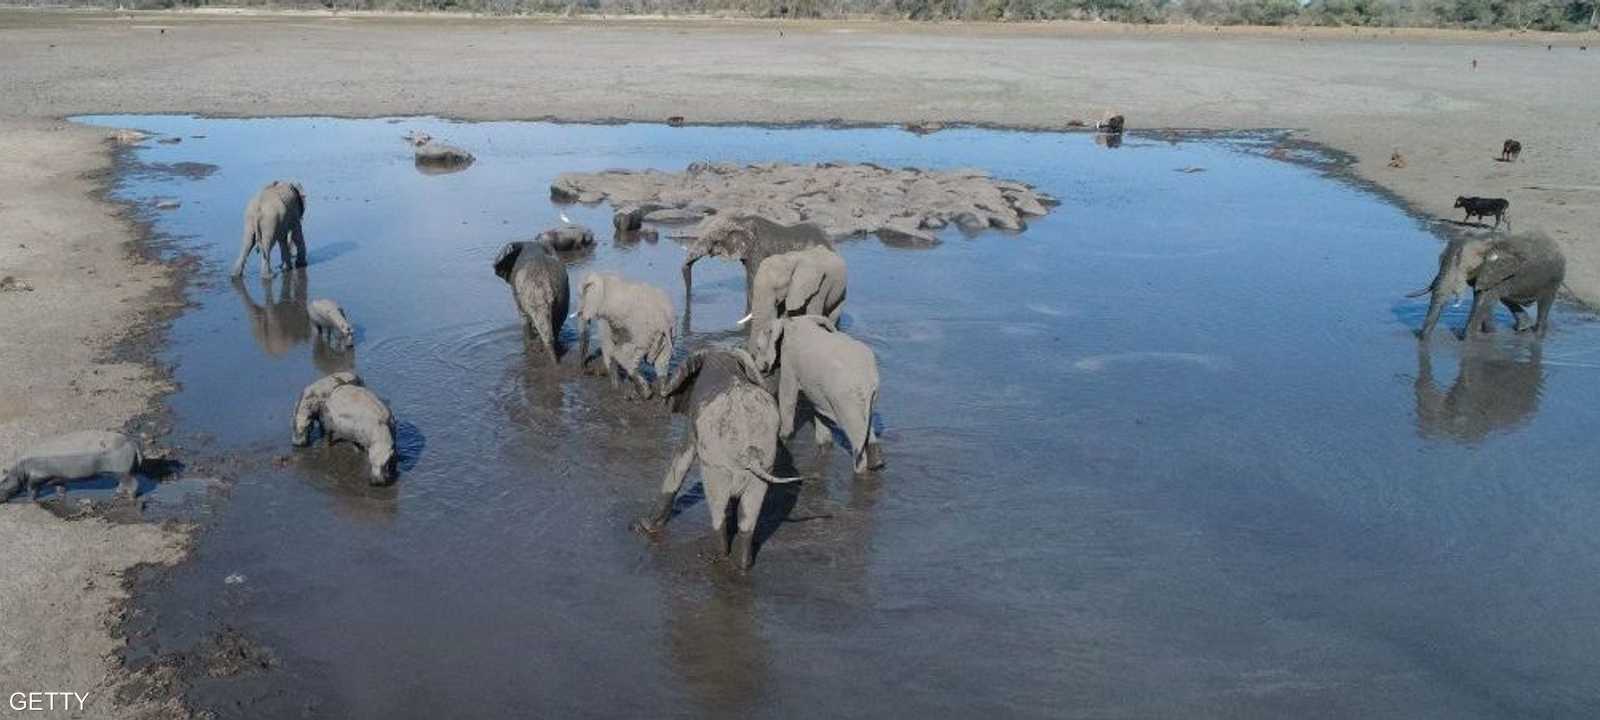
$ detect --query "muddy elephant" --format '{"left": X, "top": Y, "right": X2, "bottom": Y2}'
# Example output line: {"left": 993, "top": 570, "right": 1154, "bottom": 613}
{"left": 635, "top": 348, "right": 801, "bottom": 569}
{"left": 231, "top": 180, "right": 307, "bottom": 278}
{"left": 738, "top": 245, "right": 847, "bottom": 339}
{"left": 1410, "top": 231, "right": 1565, "bottom": 340}
{"left": 308, "top": 298, "right": 354, "bottom": 350}
{"left": 1, "top": 430, "right": 142, "bottom": 502}
{"left": 292, "top": 372, "right": 397, "bottom": 485}
{"left": 576, "top": 272, "right": 675, "bottom": 399}
{"left": 1414, "top": 344, "right": 1542, "bottom": 443}
{"left": 682, "top": 215, "right": 834, "bottom": 313}
{"left": 233, "top": 270, "right": 310, "bottom": 357}
{"left": 751, "top": 315, "right": 884, "bottom": 474}
{"left": 537, "top": 223, "right": 596, "bottom": 252}
{"left": 493, "top": 240, "right": 570, "bottom": 362}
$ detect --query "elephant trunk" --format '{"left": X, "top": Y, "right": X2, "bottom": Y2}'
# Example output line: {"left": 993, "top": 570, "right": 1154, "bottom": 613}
{"left": 681, "top": 251, "right": 704, "bottom": 298}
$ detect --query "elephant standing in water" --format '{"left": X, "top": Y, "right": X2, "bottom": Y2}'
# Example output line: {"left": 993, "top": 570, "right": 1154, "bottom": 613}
{"left": 1414, "top": 344, "right": 1543, "bottom": 443}
{"left": 292, "top": 372, "right": 398, "bottom": 485}
{"left": 1411, "top": 231, "right": 1565, "bottom": 340}
{"left": 682, "top": 216, "right": 833, "bottom": 313}
{"left": 576, "top": 273, "right": 675, "bottom": 399}
{"left": 231, "top": 180, "right": 308, "bottom": 278}
{"left": 739, "top": 245, "right": 847, "bottom": 339}
{"left": 751, "top": 315, "right": 884, "bottom": 475}
{"left": 493, "top": 240, "right": 570, "bottom": 362}
{"left": 635, "top": 348, "right": 801, "bottom": 570}
{"left": 232, "top": 270, "right": 310, "bottom": 356}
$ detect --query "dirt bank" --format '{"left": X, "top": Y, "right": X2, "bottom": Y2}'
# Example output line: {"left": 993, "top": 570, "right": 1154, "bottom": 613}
{"left": 0, "top": 9, "right": 1595, "bottom": 715}
{"left": 0, "top": 119, "right": 190, "bottom": 718}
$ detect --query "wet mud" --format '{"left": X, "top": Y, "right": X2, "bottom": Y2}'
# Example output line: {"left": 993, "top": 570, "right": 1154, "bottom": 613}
{"left": 77, "top": 115, "right": 1600, "bottom": 719}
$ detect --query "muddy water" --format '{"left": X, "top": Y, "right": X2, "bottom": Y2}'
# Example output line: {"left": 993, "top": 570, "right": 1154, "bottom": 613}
{"left": 81, "top": 116, "right": 1600, "bottom": 718}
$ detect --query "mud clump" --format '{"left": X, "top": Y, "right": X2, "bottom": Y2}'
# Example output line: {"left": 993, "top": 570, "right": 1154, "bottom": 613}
{"left": 550, "top": 162, "right": 1058, "bottom": 245}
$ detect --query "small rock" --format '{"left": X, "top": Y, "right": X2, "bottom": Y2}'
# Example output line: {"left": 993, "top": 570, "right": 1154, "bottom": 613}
{"left": 876, "top": 222, "right": 940, "bottom": 248}
{"left": 0, "top": 275, "right": 34, "bottom": 292}
{"left": 224, "top": 573, "right": 246, "bottom": 585}
{"left": 154, "top": 199, "right": 180, "bottom": 210}
{"left": 156, "top": 137, "right": 182, "bottom": 145}
{"left": 108, "top": 129, "right": 147, "bottom": 145}
{"left": 643, "top": 208, "right": 707, "bottom": 224}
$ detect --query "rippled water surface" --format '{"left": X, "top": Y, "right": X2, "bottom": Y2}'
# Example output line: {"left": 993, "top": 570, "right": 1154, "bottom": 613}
{"left": 80, "top": 116, "right": 1600, "bottom": 718}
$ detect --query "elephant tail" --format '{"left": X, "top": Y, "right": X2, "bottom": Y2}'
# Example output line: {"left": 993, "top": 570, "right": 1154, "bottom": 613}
{"left": 1404, "top": 286, "right": 1433, "bottom": 298}
{"left": 745, "top": 464, "right": 805, "bottom": 485}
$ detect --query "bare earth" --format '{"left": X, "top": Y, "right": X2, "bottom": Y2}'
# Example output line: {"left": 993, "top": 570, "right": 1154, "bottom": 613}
{"left": 0, "top": 9, "right": 1594, "bottom": 716}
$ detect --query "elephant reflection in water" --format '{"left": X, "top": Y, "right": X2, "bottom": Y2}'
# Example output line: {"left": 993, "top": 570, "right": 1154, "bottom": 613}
{"left": 665, "top": 583, "right": 770, "bottom": 717}
{"left": 1414, "top": 344, "right": 1544, "bottom": 442}
{"left": 232, "top": 269, "right": 310, "bottom": 356}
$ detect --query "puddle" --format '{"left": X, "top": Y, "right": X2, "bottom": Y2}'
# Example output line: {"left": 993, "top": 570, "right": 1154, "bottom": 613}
{"left": 78, "top": 116, "right": 1600, "bottom": 718}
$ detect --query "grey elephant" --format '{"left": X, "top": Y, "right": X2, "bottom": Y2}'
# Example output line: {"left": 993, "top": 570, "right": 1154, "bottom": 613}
{"left": 231, "top": 180, "right": 307, "bottom": 278}
{"left": 232, "top": 270, "right": 310, "bottom": 357}
{"left": 682, "top": 215, "right": 833, "bottom": 312}
{"left": 538, "top": 223, "right": 596, "bottom": 252}
{"left": 1, "top": 430, "right": 142, "bottom": 502}
{"left": 576, "top": 272, "right": 675, "bottom": 399}
{"left": 1410, "top": 231, "right": 1565, "bottom": 340}
{"left": 1414, "top": 344, "right": 1542, "bottom": 443}
{"left": 308, "top": 298, "right": 354, "bottom": 349}
{"left": 738, "top": 245, "right": 847, "bottom": 339}
{"left": 751, "top": 315, "right": 884, "bottom": 474}
{"left": 635, "top": 347, "right": 801, "bottom": 569}
{"left": 292, "top": 371, "right": 398, "bottom": 485}
{"left": 493, "top": 240, "right": 570, "bottom": 362}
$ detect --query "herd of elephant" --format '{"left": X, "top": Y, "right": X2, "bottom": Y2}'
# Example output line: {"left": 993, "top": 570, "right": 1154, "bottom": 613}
{"left": 241, "top": 182, "right": 877, "bottom": 570}
{"left": 0, "top": 162, "right": 1573, "bottom": 570}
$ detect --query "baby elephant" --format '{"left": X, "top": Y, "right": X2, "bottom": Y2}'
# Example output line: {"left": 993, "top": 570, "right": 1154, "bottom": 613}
{"left": 537, "top": 223, "right": 596, "bottom": 252}
{"left": 231, "top": 180, "right": 307, "bottom": 278}
{"left": 637, "top": 348, "right": 801, "bottom": 569}
{"left": 1454, "top": 196, "right": 1510, "bottom": 228}
{"left": 576, "top": 273, "right": 675, "bottom": 399}
{"left": 1, "top": 430, "right": 142, "bottom": 502}
{"left": 308, "top": 298, "right": 354, "bottom": 349}
{"left": 292, "top": 372, "right": 398, "bottom": 485}
{"left": 752, "top": 315, "right": 884, "bottom": 474}
{"left": 493, "top": 240, "right": 570, "bottom": 362}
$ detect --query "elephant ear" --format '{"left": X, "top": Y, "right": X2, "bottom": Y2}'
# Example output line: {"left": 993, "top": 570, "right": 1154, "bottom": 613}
{"left": 660, "top": 350, "right": 705, "bottom": 415}
{"left": 492, "top": 242, "right": 523, "bottom": 282}
{"left": 784, "top": 261, "right": 826, "bottom": 315}
{"left": 1473, "top": 245, "right": 1523, "bottom": 292}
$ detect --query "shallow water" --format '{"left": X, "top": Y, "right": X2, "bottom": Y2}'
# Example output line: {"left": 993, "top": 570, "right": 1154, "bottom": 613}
{"left": 81, "top": 116, "right": 1600, "bottom": 718}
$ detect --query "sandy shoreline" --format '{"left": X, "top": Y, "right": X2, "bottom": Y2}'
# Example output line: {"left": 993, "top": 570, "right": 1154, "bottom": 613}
{"left": 0, "top": 9, "right": 1595, "bottom": 716}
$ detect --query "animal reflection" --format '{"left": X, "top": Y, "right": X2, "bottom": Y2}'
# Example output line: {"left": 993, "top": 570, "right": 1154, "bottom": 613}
{"left": 1414, "top": 344, "right": 1544, "bottom": 443}
{"left": 665, "top": 583, "right": 770, "bottom": 717}
{"left": 232, "top": 270, "right": 310, "bottom": 356}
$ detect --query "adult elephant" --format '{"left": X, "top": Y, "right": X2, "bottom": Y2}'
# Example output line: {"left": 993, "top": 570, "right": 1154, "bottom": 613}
{"left": 231, "top": 180, "right": 308, "bottom": 278}
{"left": 682, "top": 215, "right": 833, "bottom": 313}
{"left": 493, "top": 240, "right": 570, "bottom": 362}
{"left": 1410, "top": 231, "right": 1565, "bottom": 340}
{"left": 738, "top": 246, "right": 847, "bottom": 340}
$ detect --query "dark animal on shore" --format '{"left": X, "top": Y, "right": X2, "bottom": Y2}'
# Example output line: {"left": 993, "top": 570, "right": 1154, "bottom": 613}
{"left": 634, "top": 348, "right": 801, "bottom": 570}
{"left": 1408, "top": 231, "right": 1565, "bottom": 340}
{"left": 1500, "top": 139, "right": 1522, "bottom": 162}
{"left": 667, "top": 116, "right": 686, "bottom": 127}
{"left": 1097, "top": 114, "right": 1125, "bottom": 134}
{"left": 1454, "top": 196, "right": 1510, "bottom": 228}
{"left": 1388, "top": 151, "right": 1407, "bottom": 168}
{"left": 1, "top": 431, "right": 142, "bottom": 502}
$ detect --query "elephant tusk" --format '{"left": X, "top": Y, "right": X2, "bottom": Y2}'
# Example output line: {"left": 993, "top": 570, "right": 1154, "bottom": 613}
{"left": 735, "top": 313, "right": 753, "bottom": 326}
{"left": 568, "top": 312, "right": 578, "bottom": 319}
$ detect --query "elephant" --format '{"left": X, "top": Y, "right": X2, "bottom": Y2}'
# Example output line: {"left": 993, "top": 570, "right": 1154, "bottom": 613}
{"left": 1, "top": 431, "right": 142, "bottom": 503}
{"left": 232, "top": 270, "right": 310, "bottom": 357}
{"left": 231, "top": 180, "right": 307, "bottom": 278}
{"left": 537, "top": 223, "right": 596, "bottom": 252}
{"left": 292, "top": 371, "right": 398, "bottom": 485}
{"left": 1410, "top": 231, "right": 1565, "bottom": 340}
{"left": 493, "top": 240, "right": 570, "bottom": 362}
{"left": 635, "top": 347, "right": 802, "bottom": 569}
{"left": 682, "top": 215, "right": 833, "bottom": 313}
{"left": 307, "top": 298, "right": 355, "bottom": 350}
{"left": 750, "top": 315, "right": 884, "bottom": 475}
{"left": 1414, "top": 343, "right": 1542, "bottom": 443}
{"left": 576, "top": 272, "right": 675, "bottom": 399}
{"left": 738, "top": 245, "right": 847, "bottom": 341}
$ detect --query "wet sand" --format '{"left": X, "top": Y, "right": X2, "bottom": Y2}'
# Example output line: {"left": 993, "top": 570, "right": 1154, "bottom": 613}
{"left": 1, "top": 9, "right": 1597, "bottom": 716}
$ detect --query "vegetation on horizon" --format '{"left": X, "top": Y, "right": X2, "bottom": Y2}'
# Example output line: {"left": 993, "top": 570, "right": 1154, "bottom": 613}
{"left": 20, "top": 0, "right": 1600, "bottom": 31}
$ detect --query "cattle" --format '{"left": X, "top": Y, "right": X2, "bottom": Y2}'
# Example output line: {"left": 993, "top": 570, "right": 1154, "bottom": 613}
{"left": 1454, "top": 196, "right": 1510, "bottom": 228}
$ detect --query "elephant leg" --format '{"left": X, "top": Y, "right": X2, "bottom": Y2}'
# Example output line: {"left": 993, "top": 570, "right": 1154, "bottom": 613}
{"left": 598, "top": 323, "right": 620, "bottom": 387}
{"left": 635, "top": 440, "right": 695, "bottom": 535}
{"left": 651, "top": 344, "right": 672, "bottom": 398}
{"left": 703, "top": 469, "right": 735, "bottom": 556}
{"left": 1535, "top": 289, "right": 1556, "bottom": 337}
{"left": 1502, "top": 298, "right": 1532, "bottom": 332}
{"left": 278, "top": 236, "right": 295, "bottom": 271}
{"left": 1463, "top": 291, "right": 1496, "bottom": 340}
{"left": 291, "top": 224, "right": 308, "bottom": 268}
{"left": 734, "top": 485, "right": 766, "bottom": 570}
{"left": 230, "top": 233, "right": 256, "bottom": 277}
{"left": 777, "top": 368, "right": 800, "bottom": 438}
{"left": 812, "top": 414, "right": 834, "bottom": 446}
{"left": 530, "top": 312, "right": 558, "bottom": 363}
